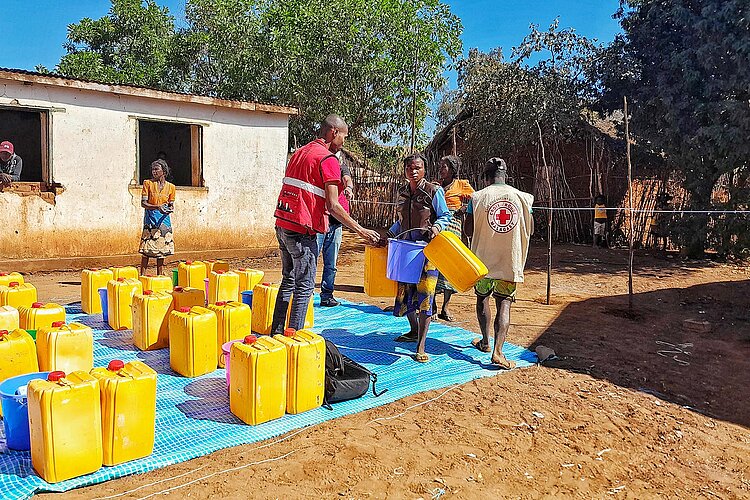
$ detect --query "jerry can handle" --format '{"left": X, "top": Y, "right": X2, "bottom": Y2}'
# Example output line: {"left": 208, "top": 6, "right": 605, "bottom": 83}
{"left": 392, "top": 227, "right": 430, "bottom": 240}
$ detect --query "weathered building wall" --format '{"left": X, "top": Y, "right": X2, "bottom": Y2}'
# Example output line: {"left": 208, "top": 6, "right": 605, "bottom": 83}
{"left": 0, "top": 78, "right": 290, "bottom": 265}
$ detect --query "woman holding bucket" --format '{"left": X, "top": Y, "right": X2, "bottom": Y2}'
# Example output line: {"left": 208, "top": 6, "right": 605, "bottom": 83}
{"left": 434, "top": 155, "right": 474, "bottom": 322}
{"left": 383, "top": 153, "right": 451, "bottom": 363}
{"left": 139, "top": 159, "right": 175, "bottom": 276}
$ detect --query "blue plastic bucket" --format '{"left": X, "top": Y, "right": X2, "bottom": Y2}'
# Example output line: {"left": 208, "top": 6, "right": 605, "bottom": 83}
{"left": 386, "top": 238, "right": 427, "bottom": 284}
{"left": 98, "top": 287, "right": 109, "bottom": 323}
{"left": 241, "top": 290, "right": 254, "bottom": 309}
{"left": 0, "top": 372, "right": 51, "bottom": 450}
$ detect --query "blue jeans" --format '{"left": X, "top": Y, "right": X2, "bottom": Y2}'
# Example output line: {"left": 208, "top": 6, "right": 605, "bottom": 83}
{"left": 317, "top": 221, "right": 343, "bottom": 301}
{"left": 271, "top": 226, "right": 319, "bottom": 335}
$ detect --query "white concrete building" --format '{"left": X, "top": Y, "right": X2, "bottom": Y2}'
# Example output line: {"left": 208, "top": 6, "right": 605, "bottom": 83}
{"left": 0, "top": 69, "right": 296, "bottom": 270}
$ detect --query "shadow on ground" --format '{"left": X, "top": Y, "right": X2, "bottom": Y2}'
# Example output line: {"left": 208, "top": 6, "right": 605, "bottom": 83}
{"left": 531, "top": 279, "right": 750, "bottom": 428}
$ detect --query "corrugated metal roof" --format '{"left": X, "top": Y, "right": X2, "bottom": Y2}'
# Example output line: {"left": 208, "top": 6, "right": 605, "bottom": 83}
{"left": 0, "top": 67, "right": 298, "bottom": 115}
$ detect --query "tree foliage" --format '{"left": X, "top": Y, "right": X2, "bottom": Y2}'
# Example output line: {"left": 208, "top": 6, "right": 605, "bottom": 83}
{"left": 48, "top": 0, "right": 462, "bottom": 146}
{"left": 595, "top": 0, "right": 750, "bottom": 257}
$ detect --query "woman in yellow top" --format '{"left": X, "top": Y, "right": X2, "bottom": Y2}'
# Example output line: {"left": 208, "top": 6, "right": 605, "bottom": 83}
{"left": 435, "top": 155, "right": 475, "bottom": 321}
{"left": 139, "top": 159, "right": 175, "bottom": 275}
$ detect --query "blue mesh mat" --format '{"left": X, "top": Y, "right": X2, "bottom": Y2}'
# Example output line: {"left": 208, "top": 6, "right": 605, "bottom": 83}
{"left": 0, "top": 298, "right": 536, "bottom": 499}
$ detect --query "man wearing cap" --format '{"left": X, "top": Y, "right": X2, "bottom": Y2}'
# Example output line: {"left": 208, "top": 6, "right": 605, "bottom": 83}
{"left": 465, "top": 158, "right": 534, "bottom": 369}
{"left": 0, "top": 141, "right": 22, "bottom": 188}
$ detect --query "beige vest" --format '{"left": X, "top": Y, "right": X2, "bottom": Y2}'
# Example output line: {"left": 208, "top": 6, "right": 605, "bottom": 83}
{"left": 470, "top": 184, "right": 534, "bottom": 282}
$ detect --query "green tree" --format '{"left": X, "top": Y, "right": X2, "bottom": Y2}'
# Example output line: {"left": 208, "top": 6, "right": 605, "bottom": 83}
{"left": 46, "top": 0, "right": 187, "bottom": 89}
{"left": 47, "top": 0, "right": 462, "bottom": 147}
{"left": 596, "top": 0, "right": 750, "bottom": 257}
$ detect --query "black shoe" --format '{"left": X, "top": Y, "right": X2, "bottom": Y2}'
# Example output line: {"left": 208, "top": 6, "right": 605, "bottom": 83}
{"left": 395, "top": 332, "right": 418, "bottom": 342}
{"left": 320, "top": 297, "right": 340, "bottom": 307}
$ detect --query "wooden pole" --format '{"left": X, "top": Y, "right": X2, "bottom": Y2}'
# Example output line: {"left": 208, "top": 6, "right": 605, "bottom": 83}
{"left": 537, "top": 121, "right": 553, "bottom": 305}
{"left": 624, "top": 96, "right": 634, "bottom": 310}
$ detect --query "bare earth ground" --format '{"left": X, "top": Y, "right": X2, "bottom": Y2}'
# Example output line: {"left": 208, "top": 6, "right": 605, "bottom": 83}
{"left": 28, "top": 239, "right": 750, "bottom": 499}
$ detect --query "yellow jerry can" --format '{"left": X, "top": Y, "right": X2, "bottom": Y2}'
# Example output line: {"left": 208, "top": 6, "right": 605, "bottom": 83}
{"left": 37, "top": 321, "right": 94, "bottom": 373}
{"left": 28, "top": 370, "right": 103, "bottom": 483}
{"left": 138, "top": 274, "right": 173, "bottom": 294}
{"left": 0, "top": 272, "right": 25, "bottom": 286}
{"left": 273, "top": 328, "right": 325, "bottom": 414}
{"left": 208, "top": 270, "right": 240, "bottom": 305}
{"left": 0, "top": 305, "right": 20, "bottom": 331}
{"left": 203, "top": 259, "right": 230, "bottom": 275}
{"left": 19, "top": 302, "right": 66, "bottom": 331}
{"left": 0, "top": 328, "right": 39, "bottom": 416}
{"left": 0, "top": 282, "right": 38, "bottom": 309}
{"left": 169, "top": 306, "right": 218, "bottom": 377}
{"left": 110, "top": 266, "right": 139, "bottom": 281}
{"left": 207, "top": 301, "right": 251, "bottom": 367}
{"left": 364, "top": 246, "right": 398, "bottom": 297}
{"left": 90, "top": 360, "right": 157, "bottom": 466}
{"left": 236, "top": 268, "right": 265, "bottom": 295}
{"left": 177, "top": 261, "right": 207, "bottom": 288}
{"left": 251, "top": 282, "right": 278, "bottom": 335}
{"left": 171, "top": 286, "right": 205, "bottom": 311}
{"left": 230, "top": 335, "right": 287, "bottom": 425}
{"left": 132, "top": 290, "right": 173, "bottom": 351}
{"left": 81, "top": 268, "right": 114, "bottom": 314}
{"left": 423, "top": 231, "right": 488, "bottom": 293}
{"left": 107, "top": 278, "right": 143, "bottom": 330}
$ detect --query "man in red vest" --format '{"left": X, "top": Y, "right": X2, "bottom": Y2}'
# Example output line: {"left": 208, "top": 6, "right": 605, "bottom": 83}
{"left": 271, "top": 114, "right": 380, "bottom": 335}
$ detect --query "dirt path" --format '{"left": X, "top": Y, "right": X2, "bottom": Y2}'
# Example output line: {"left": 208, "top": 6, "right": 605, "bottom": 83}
{"left": 29, "top": 241, "right": 750, "bottom": 499}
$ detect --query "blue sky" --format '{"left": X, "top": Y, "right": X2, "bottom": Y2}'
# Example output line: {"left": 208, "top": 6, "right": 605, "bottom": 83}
{"left": 1, "top": 0, "right": 622, "bottom": 132}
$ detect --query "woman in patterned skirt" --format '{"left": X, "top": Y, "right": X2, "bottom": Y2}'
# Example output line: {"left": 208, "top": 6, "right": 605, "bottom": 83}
{"left": 139, "top": 159, "right": 175, "bottom": 276}
{"left": 383, "top": 153, "right": 451, "bottom": 363}
{"left": 434, "top": 155, "right": 475, "bottom": 321}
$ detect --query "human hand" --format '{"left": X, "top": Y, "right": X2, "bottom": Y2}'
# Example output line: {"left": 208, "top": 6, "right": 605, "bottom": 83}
{"left": 460, "top": 193, "right": 472, "bottom": 203}
{"left": 343, "top": 186, "right": 353, "bottom": 200}
{"left": 0, "top": 173, "right": 12, "bottom": 186}
{"left": 360, "top": 228, "right": 381, "bottom": 245}
{"left": 376, "top": 236, "right": 388, "bottom": 248}
{"left": 430, "top": 226, "right": 441, "bottom": 240}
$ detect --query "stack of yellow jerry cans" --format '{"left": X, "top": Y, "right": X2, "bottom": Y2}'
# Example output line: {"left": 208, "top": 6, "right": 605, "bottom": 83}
{"left": 27, "top": 359, "right": 158, "bottom": 482}
{"left": 229, "top": 328, "right": 324, "bottom": 425}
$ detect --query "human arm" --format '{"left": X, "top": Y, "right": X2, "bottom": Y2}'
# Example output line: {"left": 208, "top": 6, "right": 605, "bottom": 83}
{"left": 430, "top": 187, "right": 452, "bottom": 237}
{"left": 325, "top": 183, "right": 379, "bottom": 244}
{"left": 340, "top": 162, "right": 354, "bottom": 200}
{"left": 464, "top": 198, "right": 475, "bottom": 238}
{"left": 9, "top": 156, "right": 22, "bottom": 181}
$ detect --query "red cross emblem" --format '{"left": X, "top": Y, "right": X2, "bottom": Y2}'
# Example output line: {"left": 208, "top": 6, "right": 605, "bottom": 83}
{"left": 487, "top": 200, "right": 519, "bottom": 233}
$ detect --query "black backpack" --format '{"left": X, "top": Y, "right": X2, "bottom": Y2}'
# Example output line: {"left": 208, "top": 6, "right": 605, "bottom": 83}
{"left": 324, "top": 339, "right": 387, "bottom": 408}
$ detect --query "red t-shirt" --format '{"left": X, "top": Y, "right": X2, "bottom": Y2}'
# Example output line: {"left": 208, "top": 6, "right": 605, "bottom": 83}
{"left": 276, "top": 142, "right": 342, "bottom": 234}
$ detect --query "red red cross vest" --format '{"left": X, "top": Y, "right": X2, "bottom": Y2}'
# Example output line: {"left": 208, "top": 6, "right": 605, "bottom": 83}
{"left": 274, "top": 139, "right": 336, "bottom": 234}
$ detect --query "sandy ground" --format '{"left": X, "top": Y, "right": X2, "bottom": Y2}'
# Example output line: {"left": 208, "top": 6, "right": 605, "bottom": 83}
{"left": 26, "top": 239, "right": 750, "bottom": 499}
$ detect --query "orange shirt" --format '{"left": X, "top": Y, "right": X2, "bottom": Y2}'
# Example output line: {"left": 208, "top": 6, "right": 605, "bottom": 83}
{"left": 443, "top": 179, "right": 475, "bottom": 211}
{"left": 142, "top": 180, "right": 176, "bottom": 206}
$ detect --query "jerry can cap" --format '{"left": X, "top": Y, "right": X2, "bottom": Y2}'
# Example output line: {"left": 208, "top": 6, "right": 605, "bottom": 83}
{"left": 52, "top": 321, "right": 65, "bottom": 327}
{"left": 174, "top": 286, "right": 183, "bottom": 291}
{"left": 185, "top": 260, "right": 193, "bottom": 264}
{"left": 0, "top": 272, "right": 7, "bottom": 276}
{"left": 179, "top": 307, "right": 191, "bottom": 313}
{"left": 32, "top": 302, "right": 43, "bottom": 308}
{"left": 216, "top": 270, "right": 225, "bottom": 274}
{"left": 243, "top": 335, "right": 257, "bottom": 344}
{"left": 262, "top": 282, "right": 270, "bottom": 286}
{"left": 9, "top": 281, "right": 19, "bottom": 287}
{"left": 0, "top": 330, "right": 8, "bottom": 337}
{"left": 48, "top": 371, "right": 65, "bottom": 382}
{"left": 238, "top": 267, "right": 246, "bottom": 271}
{"left": 91, "top": 268, "right": 99, "bottom": 271}
{"left": 143, "top": 290, "right": 153, "bottom": 295}
{"left": 108, "top": 359, "right": 125, "bottom": 371}
{"left": 146, "top": 274, "right": 155, "bottom": 277}
{"left": 284, "top": 328, "right": 296, "bottom": 337}
{"left": 117, "top": 277, "right": 125, "bottom": 282}
{"left": 215, "top": 301, "right": 227, "bottom": 306}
